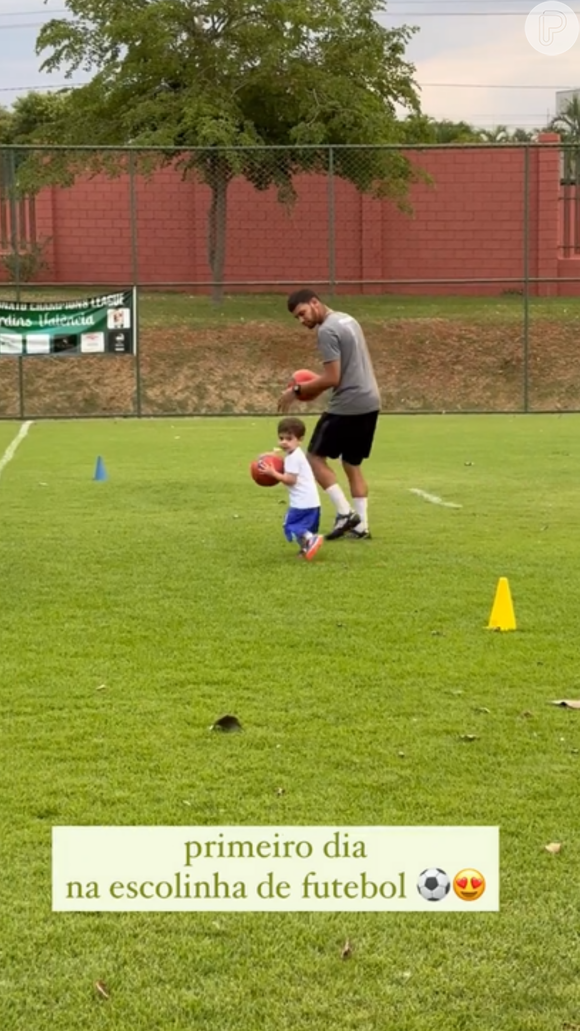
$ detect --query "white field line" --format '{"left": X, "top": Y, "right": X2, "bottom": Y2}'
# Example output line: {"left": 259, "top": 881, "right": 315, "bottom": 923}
{"left": 409, "top": 488, "right": 462, "bottom": 509}
{"left": 0, "top": 421, "right": 33, "bottom": 481}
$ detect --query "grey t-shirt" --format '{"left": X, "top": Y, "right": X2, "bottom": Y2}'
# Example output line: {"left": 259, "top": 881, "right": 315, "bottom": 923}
{"left": 317, "top": 311, "right": 381, "bottom": 415}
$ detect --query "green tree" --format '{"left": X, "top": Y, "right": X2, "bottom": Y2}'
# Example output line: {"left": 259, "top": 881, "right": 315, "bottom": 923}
{"left": 0, "top": 105, "right": 13, "bottom": 144}
{"left": 510, "top": 128, "right": 536, "bottom": 143}
{"left": 433, "top": 120, "right": 483, "bottom": 144}
{"left": 5, "top": 91, "right": 69, "bottom": 145}
{"left": 550, "top": 98, "right": 580, "bottom": 184}
{"left": 32, "top": 0, "right": 423, "bottom": 301}
{"left": 550, "top": 96, "right": 580, "bottom": 141}
{"left": 0, "top": 96, "right": 62, "bottom": 281}
{"left": 398, "top": 113, "right": 438, "bottom": 144}
{"left": 0, "top": 92, "right": 69, "bottom": 204}
{"left": 399, "top": 115, "right": 484, "bottom": 144}
{"left": 479, "top": 125, "right": 511, "bottom": 143}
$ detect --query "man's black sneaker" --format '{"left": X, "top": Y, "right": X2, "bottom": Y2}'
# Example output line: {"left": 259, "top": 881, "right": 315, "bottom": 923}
{"left": 347, "top": 529, "right": 372, "bottom": 539}
{"left": 326, "top": 511, "right": 361, "bottom": 540}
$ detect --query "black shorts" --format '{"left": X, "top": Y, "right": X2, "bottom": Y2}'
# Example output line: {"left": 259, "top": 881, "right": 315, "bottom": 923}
{"left": 308, "top": 411, "right": 379, "bottom": 467}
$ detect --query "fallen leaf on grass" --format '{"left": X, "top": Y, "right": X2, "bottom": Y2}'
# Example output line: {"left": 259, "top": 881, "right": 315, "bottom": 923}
{"left": 96, "top": 684, "right": 106, "bottom": 691}
{"left": 275, "top": 787, "right": 285, "bottom": 796}
{"left": 210, "top": 715, "right": 243, "bottom": 733}
{"left": 95, "top": 981, "right": 110, "bottom": 1000}
{"left": 544, "top": 842, "right": 562, "bottom": 855}
{"left": 550, "top": 700, "right": 580, "bottom": 709}
{"left": 341, "top": 940, "right": 353, "bottom": 959}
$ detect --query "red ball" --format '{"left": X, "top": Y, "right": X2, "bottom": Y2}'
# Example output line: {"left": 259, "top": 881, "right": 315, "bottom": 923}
{"left": 288, "top": 368, "right": 316, "bottom": 399}
{"left": 250, "top": 451, "right": 284, "bottom": 487}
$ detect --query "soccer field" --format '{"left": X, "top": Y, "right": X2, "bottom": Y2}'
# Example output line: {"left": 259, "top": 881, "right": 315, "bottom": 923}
{"left": 2, "top": 413, "right": 580, "bottom": 1030}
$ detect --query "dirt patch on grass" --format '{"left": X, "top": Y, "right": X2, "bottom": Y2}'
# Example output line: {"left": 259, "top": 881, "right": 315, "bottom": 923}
{"left": 1, "top": 318, "right": 579, "bottom": 418}
{"left": 0, "top": 360, "right": 21, "bottom": 418}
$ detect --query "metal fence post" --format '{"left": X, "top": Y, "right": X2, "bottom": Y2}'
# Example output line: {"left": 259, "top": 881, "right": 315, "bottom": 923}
{"left": 523, "top": 145, "right": 530, "bottom": 414}
{"left": 328, "top": 146, "right": 336, "bottom": 296}
{"left": 8, "top": 149, "right": 21, "bottom": 302}
{"left": 8, "top": 148, "right": 26, "bottom": 418}
{"left": 17, "top": 356, "right": 25, "bottom": 421}
{"left": 128, "top": 149, "right": 142, "bottom": 417}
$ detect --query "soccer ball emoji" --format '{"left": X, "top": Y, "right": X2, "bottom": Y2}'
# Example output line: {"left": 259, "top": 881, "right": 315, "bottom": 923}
{"left": 417, "top": 868, "right": 451, "bottom": 902}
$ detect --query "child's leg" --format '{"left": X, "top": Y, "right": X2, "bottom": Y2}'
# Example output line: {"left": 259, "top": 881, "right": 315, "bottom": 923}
{"left": 285, "top": 508, "right": 306, "bottom": 555}
{"left": 298, "top": 509, "right": 323, "bottom": 561}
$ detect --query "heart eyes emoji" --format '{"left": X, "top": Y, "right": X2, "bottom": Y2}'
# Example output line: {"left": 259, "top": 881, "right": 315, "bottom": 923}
{"left": 453, "top": 869, "right": 486, "bottom": 901}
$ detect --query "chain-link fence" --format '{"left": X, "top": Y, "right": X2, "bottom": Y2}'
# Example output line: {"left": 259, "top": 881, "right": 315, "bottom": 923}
{"left": 0, "top": 140, "right": 579, "bottom": 418}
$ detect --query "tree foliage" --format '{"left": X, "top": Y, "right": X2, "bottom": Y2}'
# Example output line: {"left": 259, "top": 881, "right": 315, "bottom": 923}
{"left": 400, "top": 116, "right": 485, "bottom": 144}
{"left": 0, "top": 92, "right": 69, "bottom": 145}
{"left": 550, "top": 97, "right": 580, "bottom": 142}
{"left": 26, "top": 0, "right": 424, "bottom": 300}
{"left": 399, "top": 116, "right": 539, "bottom": 145}
{"left": 0, "top": 105, "right": 13, "bottom": 145}
{"left": 549, "top": 98, "right": 580, "bottom": 184}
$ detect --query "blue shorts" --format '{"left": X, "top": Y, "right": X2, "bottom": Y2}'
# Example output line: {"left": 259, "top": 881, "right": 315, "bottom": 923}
{"left": 283, "top": 506, "right": 321, "bottom": 543}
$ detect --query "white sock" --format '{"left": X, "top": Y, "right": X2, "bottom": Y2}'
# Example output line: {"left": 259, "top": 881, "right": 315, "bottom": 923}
{"left": 325, "top": 484, "right": 351, "bottom": 516}
{"left": 353, "top": 497, "right": 368, "bottom": 531}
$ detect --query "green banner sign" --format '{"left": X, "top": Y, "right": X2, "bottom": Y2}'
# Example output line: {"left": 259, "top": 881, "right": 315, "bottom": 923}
{"left": 0, "top": 289, "right": 136, "bottom": 356}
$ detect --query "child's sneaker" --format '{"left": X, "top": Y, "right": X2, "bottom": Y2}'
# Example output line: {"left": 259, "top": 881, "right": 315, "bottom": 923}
{"left": 301, "top": 534, "right": 324, "bottom": 561}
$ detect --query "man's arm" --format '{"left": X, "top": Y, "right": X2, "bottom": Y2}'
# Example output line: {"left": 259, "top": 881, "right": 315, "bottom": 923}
{"left": 293, "top": 360, "right": 340, "bottom": 400}
{"left": 277, "top": 359, "right": 341, "bottom": 412}
{"left": 278, "top": 323, "right": 342, "bottom": 412}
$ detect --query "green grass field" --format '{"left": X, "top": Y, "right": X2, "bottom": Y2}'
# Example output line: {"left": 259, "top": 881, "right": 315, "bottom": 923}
{"left": 2, "top": 412, "right": 580, "bottom": 1029}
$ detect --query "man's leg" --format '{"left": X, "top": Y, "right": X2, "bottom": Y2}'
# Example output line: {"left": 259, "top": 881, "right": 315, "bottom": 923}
{"left": 343, "top": 461, "right": 370, "bottom": 537}
{"left": 340, "top": 412, "right": 379, "bottom": 539}
{"left": 307, "top": 414, "right": 360, "bottom": 538}
{"left": 307, "top": 416, "right": 352, "bottom": 518}
{"left": 308, "top": 453, "right": 349, "bottom": 511}
{"left": 308, "top": 453, "right": 360, "bottom": 538}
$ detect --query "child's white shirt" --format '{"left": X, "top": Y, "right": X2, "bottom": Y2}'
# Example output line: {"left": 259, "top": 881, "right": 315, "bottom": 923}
{"left": 283, "top": 447, "right": 320, "bottom": 510}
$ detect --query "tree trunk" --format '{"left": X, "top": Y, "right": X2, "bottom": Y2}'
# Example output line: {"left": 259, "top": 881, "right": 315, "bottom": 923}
{"left": 207, "top": 155, "right": 229, "bottom": 306}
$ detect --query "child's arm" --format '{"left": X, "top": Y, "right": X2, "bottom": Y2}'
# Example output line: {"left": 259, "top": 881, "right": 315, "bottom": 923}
{"left": 259, "top": 459, "right": 297, "bottom": 487}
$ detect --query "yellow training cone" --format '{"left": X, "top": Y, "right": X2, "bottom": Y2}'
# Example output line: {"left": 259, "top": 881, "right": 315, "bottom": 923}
{"left": 487, "top": 577, "right": 516, "bottom": 631}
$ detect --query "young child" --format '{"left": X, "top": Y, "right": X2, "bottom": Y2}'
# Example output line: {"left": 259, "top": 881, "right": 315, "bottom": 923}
{"left": 258, "top": 417, "right": 324, "bottom": 561}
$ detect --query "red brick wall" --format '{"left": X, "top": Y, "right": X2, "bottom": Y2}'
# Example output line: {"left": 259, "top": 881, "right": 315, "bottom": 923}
{"left": 2, "top": 138, "right": 573, "bottom": 295}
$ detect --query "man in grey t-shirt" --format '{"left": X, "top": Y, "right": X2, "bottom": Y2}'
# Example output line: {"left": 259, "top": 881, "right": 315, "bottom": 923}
{"left": 278, "top": 288, "right": 381, "bottom": 540}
